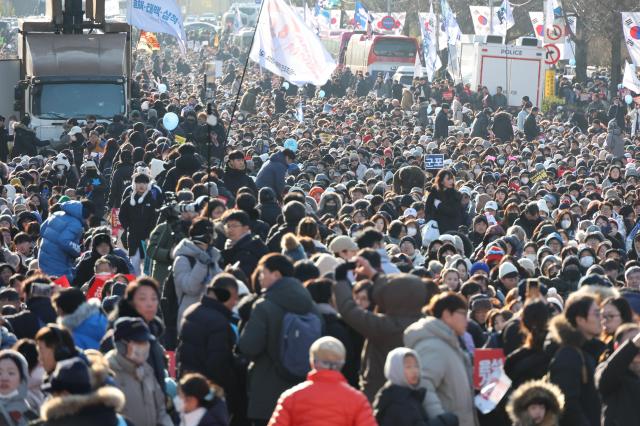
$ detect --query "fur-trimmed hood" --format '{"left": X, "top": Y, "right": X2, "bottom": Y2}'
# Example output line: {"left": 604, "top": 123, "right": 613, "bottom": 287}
{"left": 507, "top": 379, "right": 565, "bottom": 426}
{"left": 58, "top": 299, "right": 102, "bottom": 331}
{"left": 40, "top": 386, "right": 125, "bottom": 421}
{"left": 548, "top": 314, "right": 585, "bottom": 348}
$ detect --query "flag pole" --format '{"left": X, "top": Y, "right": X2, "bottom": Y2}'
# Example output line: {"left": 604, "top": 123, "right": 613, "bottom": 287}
{"left": 222, "top": 0, "right": 266, "bottom": 148}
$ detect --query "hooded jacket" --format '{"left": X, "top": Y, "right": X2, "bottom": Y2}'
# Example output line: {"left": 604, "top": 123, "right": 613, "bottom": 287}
{"left": 404, "top": 317, "right": 479, "bottom": 426}
{"left": 605, "top": 119, "right": 625, "bottom": 159}
{"left": 107, "top": 160, "right": 133, "bottom": 209}
{"left": 223, "top": 164, "right": 258, "bottom": 197}
{"left": 257, "top": 187, "right": 281, "bottom": 227}
{"left": 33, "top": 386, "right": 130, "bottom": 426}
{"left": 118, "top": 183, "right": 163, "bottom": 256}
{"left": 172, "top": 238, "right": 222, "bottom": 328}
{"left": 11, "top": 123, "right": 43, "bottom": 158}
{"left": 373, "top": 348, "right": 430, "bottom": 426}
{"left": 237, "top": 277, "right": 321, "bottom": 420}
{"left": 0, "top": 350, "right": 38, "bottom": 426}
{"left": 545, "top": 315, "right": 602, "bottom": 426}
{"left": 506, "top": 380, "right": 565, "bottom": 426}
{"left": 39, "top": 201, "right": 85, "bottom": 280}
{"left": 255, "top": 151, "right": 289, "bottom": 200}
{"left": 335, "top": 274, "right": 427, "bottom": 401}
{"left": 58, "top": 299, "right": 108, "bottom": 350}
{"left": 161, "top": 151, "right": 202, "bottom": 193}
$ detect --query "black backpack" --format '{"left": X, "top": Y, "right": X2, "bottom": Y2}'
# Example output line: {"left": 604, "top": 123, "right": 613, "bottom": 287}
{"left": 161, "top": 255, "right": 195, "bottom": 350}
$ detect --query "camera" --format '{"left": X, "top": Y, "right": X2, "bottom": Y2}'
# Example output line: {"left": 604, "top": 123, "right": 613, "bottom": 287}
{"left": 30, "top": 282, "right": 53, "bottom": 298}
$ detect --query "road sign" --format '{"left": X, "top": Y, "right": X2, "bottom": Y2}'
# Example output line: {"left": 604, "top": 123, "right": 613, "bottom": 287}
{"left": 425, "top": 154, "right": 444, "bottom": 170}
{"left": 545, "top": 69, "right": 556, "bottom": 98}
{"left": 544, "top": 44, "right": 560, "bottom": 65}
{"left": 380, "top": 15, "right": 395, "bottom": 31}
{"left": 545, "top": 24, "right": 563, "bottom": 41}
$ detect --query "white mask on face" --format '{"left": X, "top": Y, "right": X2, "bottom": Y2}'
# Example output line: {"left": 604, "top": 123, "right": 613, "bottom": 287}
{"left": 526, "top": 254, "right": 538, "bottom": 265}
{"left": 580, "top": 256, "right": 595, "bottom": 268}
{"left": 561, "top": 220, "right": 572, "bottom": 229}
{"left": 126, "top": 341, "right": 150, "bottom": 365}
{"left": 173, "top": 395, "right": 184, "bottom": 414}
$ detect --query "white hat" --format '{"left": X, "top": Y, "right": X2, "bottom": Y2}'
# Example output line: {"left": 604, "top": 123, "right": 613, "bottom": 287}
{"left": 149, "top": 158, "right": 165, "bottom": 178}
{"left": 459, "top": 186, "right": 472, "bottom": 197}
{"left": 484, "top": 201, "right": 498, "bottom": 211}
{"left": 517, "top": 258, "right": 536, "bottom": 276}
{"left": 68, "top": 126, "right": 82, "bottom": 136}
{"left": 537, "top": 198, "right": 550, "bottom": 214}
{"left": 498, "top": 262, "right": 519, "bottom": 279}
{"left": 403, "top": 208, "right": 417, "bottom": 218}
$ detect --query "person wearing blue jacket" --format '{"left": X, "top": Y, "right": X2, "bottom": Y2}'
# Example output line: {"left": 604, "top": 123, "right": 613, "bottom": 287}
{"left": 255, "top": 149, "right": 295, "bottom": 201}
{"left": 53, "top": 287, "right": 108, "bottom": 350}
{"left": 38, "top": 200, "right": 94, "bottom": 281}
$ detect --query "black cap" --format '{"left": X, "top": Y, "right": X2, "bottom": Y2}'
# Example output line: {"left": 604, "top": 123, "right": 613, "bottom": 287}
{"left": 441, "top": 103, "right": 450, "bottom": 109}
{"left": 113, "top": 317, "right": 152, "bottom": 342}
{"left": 41, "top": 357, "right": 91, "bottom": 395}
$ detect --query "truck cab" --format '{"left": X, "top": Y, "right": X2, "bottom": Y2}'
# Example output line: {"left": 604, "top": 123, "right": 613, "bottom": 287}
{"left": 13, "top": 0, "right": 130, "bottom": 146}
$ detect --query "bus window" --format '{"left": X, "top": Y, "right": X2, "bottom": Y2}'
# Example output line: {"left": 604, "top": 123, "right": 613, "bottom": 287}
{"left": 373, "top": 39, "right": 416, "bottom": 58}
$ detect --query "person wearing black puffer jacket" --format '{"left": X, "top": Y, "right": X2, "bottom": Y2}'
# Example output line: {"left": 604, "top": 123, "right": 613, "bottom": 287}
{"left": 266, "top": 200, "right": 307, "bottom": 253}
{"left": 177, "top": 274, "right": 241, "bottom": 423}
{"left": 4, "top": 276, "right": 57, "bottom": 339}
{"left": 257, "top": 187, "right": 281, "bottom": 228}
{"left": 107, "top": 149, "right": 134, "bottom": 210}
{"left": 374, "top": 348, "right": 457, "bottom": 426}
{"left": 424, "top": 169, "right": 463, "bottom": 234}
{"left": 162, "top": 143, "right": 202, "bottom": 192}
{"left": 223, "top": 150, "right": 257, "bottom": 197}
{"left": 99, "top": 278, "right": 168, "bottom": 394}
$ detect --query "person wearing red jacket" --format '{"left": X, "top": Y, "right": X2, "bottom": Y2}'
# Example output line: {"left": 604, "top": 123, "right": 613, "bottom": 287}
{"left": 268, "top": 337, "right": 376, "bottom": 426}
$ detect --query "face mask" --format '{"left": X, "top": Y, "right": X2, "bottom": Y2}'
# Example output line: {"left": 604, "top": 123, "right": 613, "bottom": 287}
{"left": 563, "top": 267, "right": 581, "bottom": 281}
{"left": 601, "top": 225, "right": 612, "bottom": 235}
{"left": 580, "top": 256, "right": 595, "bottom": 268}
{"left": 526, "top": 254, "right": 538, "bottom": 265}
{"left": 561, "top": 220, "right": 572, "bottom": 229}
{"left": 521, "top": 178, "right": 529, "bottom": 185}
{"left": 173, "top": 395, "right": 184, "bottom": 414}
{"left": 407, "top": 227, "right": 417, "bottom": 237}
{"left": 127, "top": 342, "right": 150, "bottom": 365}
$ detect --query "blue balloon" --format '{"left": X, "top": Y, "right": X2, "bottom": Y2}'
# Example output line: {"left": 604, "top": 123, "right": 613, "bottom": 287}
{"left": 318, "top": 90, "right": 326, "bottom": 98}
{"left": 163, "top": 112, "right": 179, "bottom": 131}
{"left": 569, "top": 58, "right": 576, "bottom": 66}
{"left": 626, "top": 94, "right": 634, "bottom": 105}
{"left": 284, "top": 138, "right": 298, "bottom": 152}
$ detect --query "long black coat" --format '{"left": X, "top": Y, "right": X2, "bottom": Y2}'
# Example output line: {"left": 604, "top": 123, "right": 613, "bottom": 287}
{"left": 524, "top": 113, "right": 540, "bottom": 141}
{"left": 177, "top": 295, "right": 237, "bottom": 391}
{"left": 424, "top": 188, "right": 464, "bottom": 234}
{"left": 596, "top": 339, "right": 640, "bottom": 426}
{"left": 373, "top": 383, "right": 429, "bottom": 426}
{"left": 118, "top": 186, "right": 163, "bottom": 255}
{"left": 11, "top": 124, "right": 43, "bottom": 157}
{"left": 492, "top": 112, "right": 514, "bottom": 143}
{"left": 223, "top": 166, "right": 258, "bottom": 197}
{"left": 107, "top": 161, "right": 134, "bottom": 208}
{"left": 434, "top": 110, "right": 449, "bottom": 140}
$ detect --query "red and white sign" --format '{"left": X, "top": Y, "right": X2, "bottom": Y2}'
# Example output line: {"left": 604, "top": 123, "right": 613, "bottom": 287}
{"left": 473, "top": 348, "right": 505, "bottom": 390}
{"left": 544, "top": 43, "right": 560, "bottom": 65}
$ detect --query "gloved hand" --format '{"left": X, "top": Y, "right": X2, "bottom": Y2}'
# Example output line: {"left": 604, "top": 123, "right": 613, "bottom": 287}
{"left": 334, "top": 262, "right": 352, "bottom": 282}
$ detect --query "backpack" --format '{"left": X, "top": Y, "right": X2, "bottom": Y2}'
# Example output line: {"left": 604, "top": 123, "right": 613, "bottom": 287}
{"left": 161, "top": 255, "right": 196, "bottom": 350}
{"left": 278, "top": 311, "right": 322, "bottom": 381}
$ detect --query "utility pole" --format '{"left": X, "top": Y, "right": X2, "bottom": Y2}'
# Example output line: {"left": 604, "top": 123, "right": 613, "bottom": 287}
{"left": 488, "top": 0, "right": 494, "bottom": 35}
{"left": 387, "top": 0, "right": 390, "bottom": 15}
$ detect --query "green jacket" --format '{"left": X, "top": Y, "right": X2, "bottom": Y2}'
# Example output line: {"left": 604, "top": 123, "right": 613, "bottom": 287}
{"left": 147, "top": 220, "right": 187, "bottom": 287}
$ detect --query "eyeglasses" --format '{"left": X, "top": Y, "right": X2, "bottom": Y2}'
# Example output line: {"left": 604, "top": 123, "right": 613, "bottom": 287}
{"left": 224, "top": 223, "right": 243, "bottom": 229}
{"left": 454, "top": 309, "right": 468, "bottom": 316}
{"left": 602, "top": 313, "right": 620, "bottom": 321}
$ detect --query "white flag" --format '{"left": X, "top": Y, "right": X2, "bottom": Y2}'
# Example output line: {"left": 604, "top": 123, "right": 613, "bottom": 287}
{"left": 127, "top": 0, "right": 187, "bottom": 53}
{"left": 529, "top": 11, "right": 544, "bottom": 40}
{"left": 419, "top": 3, "right": 441, "bottom": 81}
{"left": 623, "top": 12, "right": 640, "bottom": 67}
{"left": 493, "top": 0, "right": 514, "bottom": 35}
{"left": 469, "top": 6, "right": 491, "bottom": 35}
{"left": 440, "top": 0, "right": 461, "bottom": 45}
{"left": 249, "top": 0, "right": 336, "bottom": 87}
{"left": 624, "top": 61, "right": 640, "bottom": 93}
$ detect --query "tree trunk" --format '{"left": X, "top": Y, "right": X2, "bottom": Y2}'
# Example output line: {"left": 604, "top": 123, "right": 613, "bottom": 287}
{"left": 610, "top": 10, "right": 622, "bottom": 96}
{"left": 574, "top": 15, "right": 588, "bottom": 82}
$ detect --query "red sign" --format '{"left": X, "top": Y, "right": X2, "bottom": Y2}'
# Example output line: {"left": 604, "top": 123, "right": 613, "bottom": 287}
{"left": 53, "top": 275, "right": 70, "bottom": 288}
{"left": 86, "top": 273, "right": 136, "bottom": 300}
{"left": 473, "top": 348, "right": 505, "bottom": 390}
{"left": 544, "top": 44, "right": 560, "bottom": 65}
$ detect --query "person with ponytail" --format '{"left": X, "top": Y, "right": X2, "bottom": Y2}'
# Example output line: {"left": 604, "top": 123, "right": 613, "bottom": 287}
{"left": 175, "top": 373, "right": 228, "bottom": 426}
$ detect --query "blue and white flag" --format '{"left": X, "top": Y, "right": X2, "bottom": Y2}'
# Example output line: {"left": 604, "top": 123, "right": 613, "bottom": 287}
{"left": 354, "top": 1, "right": 373, "bottom": 31}
{"left": 623, "top": 12, "right": 640, "bottom": 67}
{"left": 127, "top": 0, "right": 187, "bottom": 53}
{"left": 440, "top": 0, "right": 461, "bottom": 45}
{"left": 249, "top": 0, "right": 336, "bottom": 86}
{"left": 296, "top": 102, "right": 304, "bottom": 122}
{"left": 418, "top": 2, "right": 441, "bottom": 81}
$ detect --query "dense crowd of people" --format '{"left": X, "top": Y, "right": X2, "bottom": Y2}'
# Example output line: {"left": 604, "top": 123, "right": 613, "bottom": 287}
{"left": 1, "top": 22, "right": 640, "bottom": 426}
